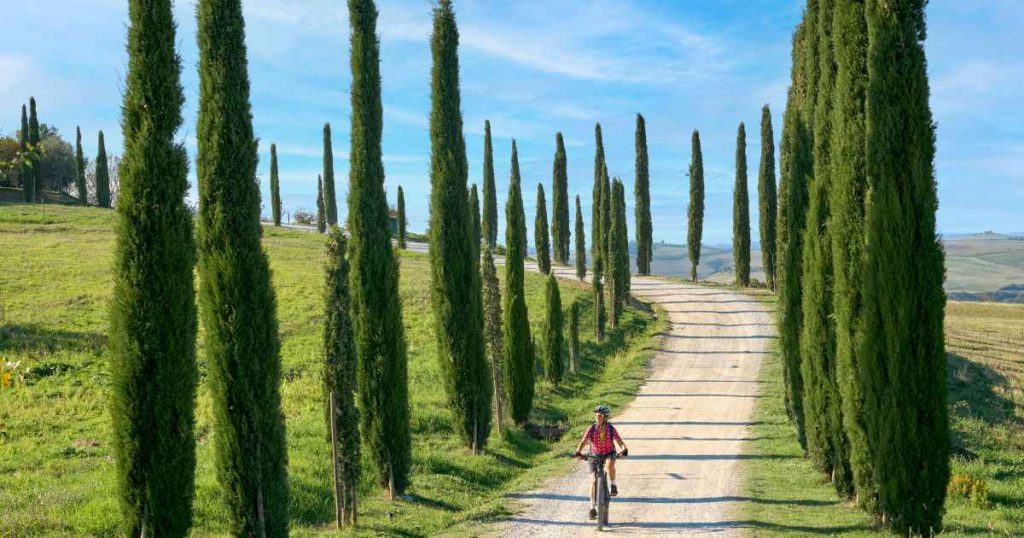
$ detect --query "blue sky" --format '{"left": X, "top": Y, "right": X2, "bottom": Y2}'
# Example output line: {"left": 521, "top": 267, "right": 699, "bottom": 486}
{"left": 3, "top": 0, "right": 1022, "bottom": 244}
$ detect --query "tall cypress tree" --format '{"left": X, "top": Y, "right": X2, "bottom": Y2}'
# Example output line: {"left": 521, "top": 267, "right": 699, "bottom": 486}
{"left": 543, "top": 274, "right": 563, "bottom": 386}
{"left": 481, "top": 246, "right": 506, "bottom": 433}
{"left": 428, "top": 0, "right": 491, "bottom": 452}
{"left": 535, "top": 183, "right": 551, "bottom": 274}
{"left": 96, "top": 131, "right": 112, "bottom": 209}
{"left": 504, "top": 140, "right": 534, "bottom": 426}
{"left": 551, "top": 132, "right": 570, "bottom": 264}
{"left": 733, "top": 123, "right": 751, "bottom": 287}
{"left": 687, "top": 130, "right": 704, "bottom": 281}
{"left": 600, "top": 164, "right": 612, "bottom": 277}
{"left": 470, "top": 183, "right": 481, "bottom": 251}
{"left": 397, "top": 185, "right": 407, "bottom": 249}
{"left": 860, "top": 0, "right": 948, "bottom": 531}
{"left": 347, "top": 0, "right": 411, "bottom": 495}
{"left": 568, "top": 300, "right": 580, "bottom": 374}
{"left": 196, "top": 0, "right": 289, "bottom": 531}
{"left": 609, "top": 179, "right": 628, "bottom": 328}
{"left": 481, "top": 120, "right": 498, "bottom": 249}
{"left": 831, "top": 0, "right": 872, "bottom": 510}
{"left": 591, "top": 124, "right": 606, "bottom": 265}
{"left": 634, "top": 113, "right": 652, "bottom": 276}
{"left": 758, "top": 106, "right": 778, "bottom": 290}
{"left": 592, "top": 255, "right": 605, "bottom": 342}
{"left": 317, "top": 175, "right": 327, "bottom": 233}
{"left": 75, "top": 127, "right": 88, "bottom": 205}
{"left": 27, "top": 98, "right": 40, "bottom": 202}
{"left": 108, "top": 1, "right": 196, "bottom": 532}
{"left": 574, "top": 194, "right": 586, "bottom": 281}
{"left": 270, "top": 143, "right": 282, "bottom": 226}
{"left": 323, "top": 123, "right": 338, "bottom": 225}
{"left": 18, "top": 105, "right": 29, "bottom": 200}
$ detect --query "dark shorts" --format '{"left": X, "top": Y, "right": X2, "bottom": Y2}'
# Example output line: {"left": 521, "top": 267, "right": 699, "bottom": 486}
{"left": 588, "top": 452, "right": 616, "bottom": 471}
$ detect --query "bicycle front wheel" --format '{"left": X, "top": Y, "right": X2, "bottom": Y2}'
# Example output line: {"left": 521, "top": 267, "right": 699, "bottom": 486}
{"left": 596, "top": 475, "right": 609, "bottom": 529}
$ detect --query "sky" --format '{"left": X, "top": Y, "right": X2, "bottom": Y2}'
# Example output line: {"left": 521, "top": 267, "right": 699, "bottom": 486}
{"left": 2, "top": 0, "right": 1022, "bottom": 245}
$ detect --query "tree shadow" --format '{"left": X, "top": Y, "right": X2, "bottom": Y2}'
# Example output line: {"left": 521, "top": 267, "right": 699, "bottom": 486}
{"left": 0, "top": 323, "right": 106, "bottom": 353}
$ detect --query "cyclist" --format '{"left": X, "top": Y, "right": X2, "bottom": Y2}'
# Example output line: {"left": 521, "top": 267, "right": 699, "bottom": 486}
{"left": 574, "top": 404, "right": 629, "bottom": 520}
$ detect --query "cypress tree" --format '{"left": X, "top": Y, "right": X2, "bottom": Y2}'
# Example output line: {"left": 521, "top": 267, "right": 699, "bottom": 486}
{"left": 470, "top": 183, "right": 481, "bottom": 253}
{"left": 758, "top": 106, "right": 778, "bottom": 290}
{"left": 543, "top": 274, "right": 563, "bottom": 386}
{"left": 609, "top": 179, "right": 628, "bottom": 328}
{"left": 108, "top": 1, "right": 196, "bottom": 532}
{"left": 270, "top": 143, "right": 282, "bottom": 226}
{"left": 860, "top": 0, "right": 948, "bottom": 531}
{"left": 591, "top": 124, "right": 606, "bottom": 265}
{"left": 600, "top": 164, "right": 612, "bottom": 278}
{"left": 96, "top": 131, "right": 112, "bottom": 209}
{"left": 323, "top": 227, "right": 360, "bottom": 526}
{"left": 27, "top": 97, "right": 40, "bottom": 202}
{"left": 347, "top": 0, "right": 411, "bottom": 495}
{"left": 592, "top": 255, "right": 605, "bottom": 341}
{"left": 551, "top": 132, "right": 570, "bottom": 264}
{"left": 617, "top": 179, "right": 630, "bottom": 294}
{"left": 568, "top": 300, "right": 580, "bottom": 374}
{"left": 686, "top": 130, "right": 704, "bottom": 281}
{"left": 634, "top": 113, "right": 652, "bottom": 276}
{"left": 397, "top": 185, "right": 407, "bottom": 249}
{"left": 777, "top": 13, "right": 814, "bottom": 451}
{"left": 504, "top": 140, "right": 534, "bottom": 426}
{"left": 831, "top": 0, "right": 872, "bottom": 510}
{"left": 18, "top": 105, "right": 28, "bottom": 199}
{"left": 481, "top": 246, "right": 506, "bottom": 434}
{"left": 196, "top": 0, "right": 290, "bottom": 531}
{"left": 734, "top": 123, "right": 751, "bottom": 287}
{"left": 574, "top": 194, "right": 586, "bottom": 281}
{"left": 317, "top": 175, "right": 327, "bottom": 233}
{"left": 428, "top": 0, "right": 491, "bottom": 452}
{"left": 323, "top": 123, "right": 338, "bottom": 225}
{"left": 535, "top": 183, "right": 551, "bottom": 274}
{"left": 75, "top": 127, "right": 88, "bottom": 205}
{"left": 481, "top": 120, "right": 498, "bottom": 249}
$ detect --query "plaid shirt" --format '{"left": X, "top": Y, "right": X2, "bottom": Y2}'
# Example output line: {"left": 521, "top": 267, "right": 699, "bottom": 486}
{"left": 585, "top": 422, "right": 620, "bottom": 455}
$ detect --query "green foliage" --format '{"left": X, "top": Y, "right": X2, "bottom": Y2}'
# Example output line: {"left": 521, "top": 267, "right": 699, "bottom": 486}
{"left": 108, "top": 1, "right": 196, "bottom": 532}
{"left": 196, "top": 0, "right": 289, "bottom": 532}
{"left": 534, "top": 183, "right": 551, "bottom": 274}
{"left": 574, "top": 195, "right": 586, "bottom": 281}
{"left": 481, "top": 246, "right": 506, "bottom": 433}
{"left": 481, "top": 120, "right": 498, "bottom": 249}
{"left": 75, "top": 127, "right": 87, "bottom": 205}
{"left": 347, "top": 0, "right": 411, "bottom": 494}
{"left": 568, "top": 300, "right": 580, "bottom": 374}
{"left": 95, "top": 131, "right": 111, "bottom": 209}
{"left": 860, "top": 0, "right": 948, "bottom": 531}
{"left": 428, "top": 0, "right": 491, "bottom": 452}
{"left": 322, "top": 227, "right": 360, "bottom": 525}
{"left": 592, "top": 255, "right": 605, "bottom": 342}
{"left": 686, "top": 130, "right": 704, "bottom": 281}
{"left": 634, "top": 113, "right": 652, "bottom": 276}
{"left": 323, "top": 123, "right": 338, "bottom": 225}
{"left": 609, "top": 179, "right": 628, "bottom": 328}
{"left": 591, "top": 124, "right": 606, "bottom": 265}
{"left": 551, "top": 132, "right": 570, "bottom": 265}
{"left": 18, "top": 105, "right": 28, "bottom": 196}
{"left": 270, "top": 143, "right": 281, "bottom": 226}
{"left": 317, "top": 175, "right": 326, "bottom": 233}
{"left": 600, "top": 161, "right": 612, "bottom": 279}
{"left": 543, "top": 274, "right": 563, "bottom": 386}
{"left": 397, "top": 185, "right": 407, "bottom": 249}
{"left": 733, "top": 122, "right": 751, "bottom": 287}
{"left": 26, "top": 98, "right": 40, "bottom": 203}
{"left": 503, "top": 140, "right": 534, "bottom": 426}
{"left": 947, "top": 475, "right": 991, "bottom": 509}
{"left": 758, "top": 106, "right": 778, "bottom": 290}
{"left": 470, "top": 184, "right": 481, "bottom": 260}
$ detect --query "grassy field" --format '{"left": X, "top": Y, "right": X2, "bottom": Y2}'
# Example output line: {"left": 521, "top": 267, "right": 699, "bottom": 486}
{"left": 0, "top": 203, "right": 663, "bottom": 536}
{"left": 740, "top": 300, "right": 1024, "bottom": 536}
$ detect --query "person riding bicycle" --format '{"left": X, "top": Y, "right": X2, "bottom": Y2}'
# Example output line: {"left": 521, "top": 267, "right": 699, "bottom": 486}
{"left": 574, "top": 404, "right": 628, "bottom": 520}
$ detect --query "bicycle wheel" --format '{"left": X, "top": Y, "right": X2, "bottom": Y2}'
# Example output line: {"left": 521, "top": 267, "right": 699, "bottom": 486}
{"left": 596, "top": 474, "right": 609, "bottom": 529}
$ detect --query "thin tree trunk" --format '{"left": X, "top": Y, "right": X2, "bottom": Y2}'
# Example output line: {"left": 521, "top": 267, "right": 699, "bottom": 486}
{"left": 330, "top": 391, "right": 344, "bottom": 528}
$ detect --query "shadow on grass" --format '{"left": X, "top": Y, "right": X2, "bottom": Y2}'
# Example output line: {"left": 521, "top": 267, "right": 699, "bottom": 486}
{"left": 0, "top": 323, "right": 106, "bottom": 353}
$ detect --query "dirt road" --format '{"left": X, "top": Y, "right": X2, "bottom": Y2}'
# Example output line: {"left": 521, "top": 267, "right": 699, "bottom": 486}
{"left": 499, "top": 265, "right": 775, "bottom": 536}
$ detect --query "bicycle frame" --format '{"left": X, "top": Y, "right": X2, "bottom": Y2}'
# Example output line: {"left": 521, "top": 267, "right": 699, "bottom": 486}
{"left": 584, "top": 454, "right": 612, "bottom": 530}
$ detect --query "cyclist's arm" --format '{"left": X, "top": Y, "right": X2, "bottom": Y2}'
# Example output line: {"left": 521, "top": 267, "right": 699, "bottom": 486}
{"left": 613, "top": 428, "right": 627, "bottom": 452}
{"left": 574, "top": 428, "right": 591, "bottom": 454}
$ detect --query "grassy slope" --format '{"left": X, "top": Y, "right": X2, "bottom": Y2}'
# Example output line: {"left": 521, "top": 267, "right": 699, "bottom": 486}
{"left": 740, "top": 299, "right": 1024, "bottom": 536}
{"left": 0, "top": 204, "right": 662, "bottom": 536}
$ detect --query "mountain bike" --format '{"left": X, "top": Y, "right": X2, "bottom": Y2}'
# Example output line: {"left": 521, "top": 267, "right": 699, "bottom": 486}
{"left": 577, "top": 452, "right": 626, "bottom": 531}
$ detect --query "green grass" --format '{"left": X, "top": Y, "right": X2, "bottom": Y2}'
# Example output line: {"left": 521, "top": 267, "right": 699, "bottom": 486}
{"left": 0, "top": 203, "right": 662, "bottom": 536}
{"left": 740, "top": 299, "right": 1024, "bottom": 536}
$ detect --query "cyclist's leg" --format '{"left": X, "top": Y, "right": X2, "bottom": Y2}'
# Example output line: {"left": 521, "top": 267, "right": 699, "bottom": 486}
{"left": 607, "top": 457, "right": 616, "bottom": 482}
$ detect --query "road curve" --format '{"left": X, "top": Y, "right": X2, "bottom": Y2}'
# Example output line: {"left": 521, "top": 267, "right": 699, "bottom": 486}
{"left": 498, "top": 263, "right": 774, "bottom": 537}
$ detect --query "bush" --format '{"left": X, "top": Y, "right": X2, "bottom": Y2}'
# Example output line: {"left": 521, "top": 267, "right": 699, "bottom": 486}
{"left": 293, "top": 209, "right": 315, "bottom": 226}
{"left": 947, "top": 474, "right": 991, "bottom": 509}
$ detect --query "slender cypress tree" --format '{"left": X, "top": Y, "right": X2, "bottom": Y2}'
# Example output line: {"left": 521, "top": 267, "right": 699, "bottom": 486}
{"left": 535, "top": 183, "right": 551, "bottom": 274}
{"left": 481, "top": 246, "right": 506, "bottom": 433}
{"left": 323, "top": 228, "right": 360, "bottom": 526}
{"left": 551, "top": 132, "right": 570, "bottom": 264}
{"left": 108, "top": 1, "right": 196, "bottom": 532}
{"left": 74, "top": 127, "right": 88, "bottom": 205}
{"left": 347, "top": 0, "right": 411, "bottom": 495}
{"left": 734, "top": 123, "right": 751, "bottom": 286}
{"left": 600, "top": 164, "right": 612, "bottom": 277}
{"left": 616, "top": 179, "right": 630, "bottom": 294}
{"left": 18, "top": 105, "right": 28, "bottom": 199}
{"left": 591, "top": 124, "right": 606, "bottom": 265}
{"left": 574, "top": 195, "right": 586, "bottom": 281}
{"left": 481, "top": 120, "right": 498, "bottom": 249}
{"left": 196, "top": 0, "right": 289, "bottom": 531}
{"left": 270, "top": 143, "right": 282, "bottom": 226}
{"left": 592, "top": 255, "right": 605, "bottom": 341}
{"left": 758, "top": 106, "right": 778, "bottom": 290}
{"left": 323, "top": 123, "right": 338, "bottom": 225}
{"left": 504, "top": 140, "right": 534, "bottom": 426}
{"left": 860, "top": 0, "right": 948, "bottom": 531}
{"left": 397, "top": 185, "right": 407, "bottom": 249}
{"left": 609, "top": 179, "right": 628, "bottom": 328}
{"left": 428, "top": 0, "right": 491, "bottom": 452}
{"left": 96, "top": 131, "right": 112, "bottom": 209}
{"left": 687, "top": 130, "right": 704, "bottom": 281}
{"left": 317, "top": 175, "right": 327, "bottom": 233}
{"left": 634, "top": 113, "right": 652, "bottom": 276}
{"left": 470, "top": 183, "right": 481, "bottom": 256}
{"left": 27, "top": 98, "right": 40, "bottom": 202}
{"left": 543, "top": 274, "right": 564, "bottom": 386}
{"left": 568, "top": 300, "right": 580, "bottom": 374}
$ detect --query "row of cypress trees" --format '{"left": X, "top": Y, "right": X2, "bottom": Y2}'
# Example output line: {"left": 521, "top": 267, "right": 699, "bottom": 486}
{"left": 777, "top": 0, "right": 948, "bottom": 533}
